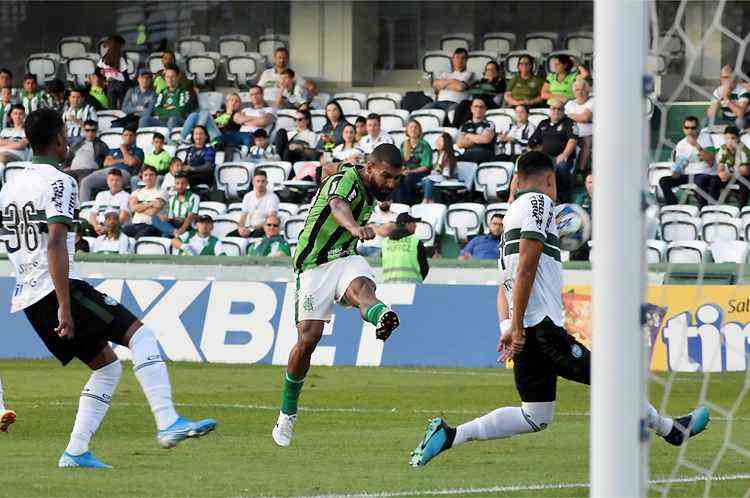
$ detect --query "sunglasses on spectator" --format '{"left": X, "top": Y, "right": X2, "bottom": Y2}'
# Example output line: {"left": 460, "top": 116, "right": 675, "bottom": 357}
{"left": 683, "top": 125, "right": 697, "bottom": 130}
{"left": 265, "top": 223, "right": 279, "bottom": 227}
{"left": 84, "top": 128, "right": 97, "bottom": 132}
{"left": 295, "top": 117, "right": 306, "bottom": 122}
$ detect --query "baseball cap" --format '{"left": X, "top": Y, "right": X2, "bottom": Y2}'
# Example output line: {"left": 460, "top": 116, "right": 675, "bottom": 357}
{"left": 196, "top": 214, "right": 213, "bottom": 223}
{"left": 137, "top": 68, "right": 153, "bottom": 77}
{"left": 396, "top": 212, "right": 421, "bottom": 225}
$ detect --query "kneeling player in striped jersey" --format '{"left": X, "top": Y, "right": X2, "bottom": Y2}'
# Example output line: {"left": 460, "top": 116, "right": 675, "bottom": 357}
{"left": 273, "top": 144, "right": 403, "bottom": 447}
{"left": 0, "top": 375, "right": 16, "bottom": 433}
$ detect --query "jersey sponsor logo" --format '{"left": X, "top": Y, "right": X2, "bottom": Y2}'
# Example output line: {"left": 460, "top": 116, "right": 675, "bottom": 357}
{"left": 529, "top": 195, "right": 545, "bottom": 230}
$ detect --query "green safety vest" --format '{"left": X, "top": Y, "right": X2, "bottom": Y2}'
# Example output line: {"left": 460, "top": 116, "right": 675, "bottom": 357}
{"left": 381, "top": 235, "right": 422, "bottom": 283}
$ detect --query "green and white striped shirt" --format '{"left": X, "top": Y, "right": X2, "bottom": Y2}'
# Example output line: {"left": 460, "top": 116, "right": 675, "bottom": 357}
{"left": 168, "top": 191, "right": 199, "bottom": 219}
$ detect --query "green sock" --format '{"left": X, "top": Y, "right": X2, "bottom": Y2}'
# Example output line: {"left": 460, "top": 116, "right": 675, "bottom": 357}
{"left": 364, "top": 302, "right": 388, "bottom": 326}
{"left": 281, "top": 372, "right": 305, "bottom": 415}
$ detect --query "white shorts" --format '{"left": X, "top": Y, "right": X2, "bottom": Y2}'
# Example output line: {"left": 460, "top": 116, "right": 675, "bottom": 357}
{"left": 295, "top": 255, "right": 376, "bottom": 323}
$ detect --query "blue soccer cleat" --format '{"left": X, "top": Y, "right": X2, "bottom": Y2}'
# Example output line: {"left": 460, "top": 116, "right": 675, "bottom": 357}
{"left": 410, "top": 417, "right": 454, "bottom": 468}
{"left": 663, "top": 406, "right": 710, "bottom": 446}
{"left": 157, "top": 416, "right": 217, "bottom": 449}
{"left": 58, "top": 451, "right": 112, "bottom": 469}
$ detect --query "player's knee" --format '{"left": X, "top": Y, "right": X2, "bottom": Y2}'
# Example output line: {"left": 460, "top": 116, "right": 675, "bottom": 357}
{"left": 297, "top": 325, "right": 323, "bottom": 353}
{"left": 521, "top": 402, "right": 555, "bottom": 432}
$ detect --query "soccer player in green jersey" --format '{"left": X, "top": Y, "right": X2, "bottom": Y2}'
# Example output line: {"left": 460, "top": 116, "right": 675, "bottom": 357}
{"left": 273, "top": 143, "right": 404, "bottom": 447}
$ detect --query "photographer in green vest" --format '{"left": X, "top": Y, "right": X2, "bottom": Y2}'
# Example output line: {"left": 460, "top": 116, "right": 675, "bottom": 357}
{"left": 381, "top": 213, "right": 430, "bottom": 283}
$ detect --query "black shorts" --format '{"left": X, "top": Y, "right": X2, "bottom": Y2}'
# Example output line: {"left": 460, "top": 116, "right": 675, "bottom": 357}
{"left": 513, "top": 317, "right": 590, "bottom": 402}
{"left": 24, "top": 280, "right": 138, "bottom": 366}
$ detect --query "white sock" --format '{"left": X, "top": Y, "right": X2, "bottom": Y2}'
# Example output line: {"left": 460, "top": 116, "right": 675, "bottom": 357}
{"left": 454, "top": 402, "right": 554, "bottom": 446}
{"left": 0, "top": 375, "right": 6, "bottom": 411}
{"left": 645, "top": 401, "right": 673, "bottom": 436}
{"left": 129, "top": 326, "right": 179, "bottom": 431}
{"left": 65, "top": 360, "right": 122, "bottom": 456}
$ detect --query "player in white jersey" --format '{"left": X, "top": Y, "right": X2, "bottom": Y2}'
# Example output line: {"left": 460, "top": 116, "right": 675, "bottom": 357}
{"left": 410, "top": 151, "right": 710, "bottom": 467}
{"left": 0, "top": 109, "right": 217, "bottom": 468}
{"left": 0, "top": 375, "right": 16, "bottom": 432}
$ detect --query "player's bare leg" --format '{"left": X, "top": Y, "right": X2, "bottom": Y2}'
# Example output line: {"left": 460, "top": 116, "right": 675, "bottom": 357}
{"left": 345, "top": 277, "right": 400, "bottom": 341}
{"left": 0, "top": 375, "right": 16, "bottom": 433}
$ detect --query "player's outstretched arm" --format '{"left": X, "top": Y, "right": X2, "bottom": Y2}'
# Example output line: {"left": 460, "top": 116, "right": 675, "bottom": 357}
{"left": 47, "top": 222, "right": 74, "bottom": 339}
{"left": 329, "top": 197, "right": 374, "bottom": 241}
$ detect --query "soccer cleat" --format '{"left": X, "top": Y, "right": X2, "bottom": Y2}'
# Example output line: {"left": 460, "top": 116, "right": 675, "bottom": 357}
{"left": 58, "top": 451, "right": 112, "bottom": 469}
{"left": 663, "top": 406, "right": 710, "bottom": 446}
{"left": 375, "top": 309, "right": 400, "bottom": 341}
{"left": 156, "top": 416, "right": 218, "bottom": 449}
{"left": 0, "top": 410, "right": 16, "bottom": 433}
{"left": 410, "top": 417, "right": 454, "bottom": 468}
{"left": 272, "top": 411, "right": 297, "bottom": 447}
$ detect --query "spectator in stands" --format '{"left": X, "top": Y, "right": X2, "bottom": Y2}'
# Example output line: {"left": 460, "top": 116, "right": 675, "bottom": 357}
{"left": 97, "top": 34, "right": 130, "bottom": 110}
{"left": 248, "top": 129, "right": 280, "bottom": 162}
{"left": 707, "top": 65, "right": 749, "bottom": 129}
{"left": 231, "top": 170, "right": 280, "bottom": 238}
{"left": 224, "top": 85, "right": 276, "bottom": 148}
{"left": 248, "top": 214, "right": 291, "bottom": 257}
{"left": 529, "top": 99, "right": 578, "bottom": 202}
{"left": 160, "top": 157, "right": 184, "bottom": 198}
{"left": 64, "top": 120, "right": 109, "bottom": 182}
{"left": 20, "top": 74, "right": 43, "bottom": 114}
{"left": 497, "top": 104, "right": 535, "bottom": 160}
{"left": 458, "top": 213, "right": 502, "bottom": 260}
{"left": 151, "top": 172, "right": 198, "bottom": 238}
{"left": 123, "top": 165, "right": 166, "bottom": 238}
{"left": 358, "top": 113, "right": 394, "bottom": 154}
{"left": 381, "top": 212, "right": 429, "bottom": 283}
{"left": 457, "top": 98, "right": 496, "bottom": 164}
{"left": 181, "top": 92, "right": 241, "bottom": 143}
{"left": 331, "top": 123, "right": 363, "bottom": 162}
{"left": 420, "top": 132, "right": 458, "bottom": 204}
{"left": 565, "top": 79, "right": 594, "bottom": 171}
{"left": 0, "top": 68, "right": 16, "bottom": 99}
{"left": 43, "top": 79, "right": 66, "bottom": 113}
{"left": 123, "top": 69, "right": 157, "bottom": 128}
{"left": 541, "top": 54, "right": 577, "bottom": 106}
{"left": 80, "top": 126, "right": 144, "bottom": 201}
{"left": 0, "top": 87, "right": 13, "bottom": 129}
{"left": 182, "top": 125, "right": 216, "bottom": 187}
{"left": 360, "top": 201, "right": 398, "bottom": 257}
{"left": 574, "top": 173, "right": 593, "bottom": 212}
{"left": 63, "top": 87, "right": 97, "bottom": 143}
{"left": 275, "top": 108, "right": 319, "bottom": 162}
{"left": 75, "top": 224, "right": 90, "bottom": 254}
{"left": 504, "top": 54, "right": 545, "bottom": 108}
{"left": 0, "top": 104, "right": 29, "bottom": 163}
{"left": 146, "top": 65, "right": 189, "bottom": 130}
{"left": 144, "top": 133, "right": 171, "bottom": 174}
{"left": 89, "top": 168, "right": 130, "bottom": 235}
{"left": 658, "top": 116, "right": 716, "bottom": 208}
{"left": 354, "top": 115, "right": 367, "bottom": 141}
{"left": 258, "top": 47, "right": 317, "bottom": 101}
{"left": 172, "top": 214, "right": 224, "bottom": 256}
{"left": 273, "top": 68, "right": 310, "bottom": 109}
{"left": 714, "top": 125, "right": 750, "bottom": 207}
{"left": 393, "top": 119, "right": 431, "bottom": 204}
{"left": 153, "top": 50, "right": 179, "bottom": 94}
{"left": 91, "top": 211, "right": 131, "bottom": 254}
{"left": 427, "top": 48, "right": 475, "bottom": 115}
{"left": 452, "top": 60, "right": 505, "bottom": 127}
{"left": 317, "top": 101, "right": 346, "bottom": 151}
{"left": 87, "top": 70, "right": 109, "bottom": 110}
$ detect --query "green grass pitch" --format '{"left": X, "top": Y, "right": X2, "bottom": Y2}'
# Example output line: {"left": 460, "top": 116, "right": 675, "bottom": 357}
{"left": 1, "top": 360, "right": 748, "bottom": 497}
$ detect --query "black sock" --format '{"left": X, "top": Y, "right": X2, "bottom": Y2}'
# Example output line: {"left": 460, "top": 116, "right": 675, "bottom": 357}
{"left": 444, "top": 425, "right": 457, "bottom": 449}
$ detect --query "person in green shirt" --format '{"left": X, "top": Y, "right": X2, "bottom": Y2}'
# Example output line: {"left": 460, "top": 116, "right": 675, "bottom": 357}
{"left": 381, "top": 212, "right": 429, "bottom": 283}
{"left": 393, "top": 119, "right": 432, "bottom": 204}
{"left": 144, "top": 132, "right": 171, "bottom": 173}
{"left": 573, "top": 173, "right": 593, "bottom": 212}
{"left": 87, "top": 71, "right": 109, "bottom": 110}
{"left": 20, "top": 73, "right": 45, "bottom": 114}
{"left": 152, "top": 50, "right": 178, "bottom": 94}
{"left": 145, "top": 65, "right": 189, "bottom": 130}
{"left": 541, "top": 54, "right": 577, "bottom": 106}
{"left": 504, "top": 54, "right": 545, "bottom": 108}
{"left": 248, "top": 214, "right": 291, "bottom": 257}
{"left": 171, "top": 214, "right": 224, "bottom": 256}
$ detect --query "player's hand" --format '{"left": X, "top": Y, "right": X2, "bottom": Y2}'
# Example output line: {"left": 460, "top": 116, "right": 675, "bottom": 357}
{"left": 56, "top": 307, "right": 75, "bottom": 339}
{"left": 499, "top": 322, "right": 525, "bottom": 362}
{"left": 350, "top": 225, "right": 375, "bottom": 241}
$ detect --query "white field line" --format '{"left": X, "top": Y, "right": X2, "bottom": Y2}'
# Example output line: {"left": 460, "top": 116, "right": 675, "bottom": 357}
{"left": 249, "top": 473, "right": 750, "bottom": 498}
{"left": 14, "top": 400, "right": 750, "bottom": 422}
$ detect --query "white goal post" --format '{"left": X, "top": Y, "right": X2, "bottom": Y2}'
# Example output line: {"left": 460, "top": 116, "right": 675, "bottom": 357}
{"left": 591, "top": 1, "right": 648, "bottom": 497}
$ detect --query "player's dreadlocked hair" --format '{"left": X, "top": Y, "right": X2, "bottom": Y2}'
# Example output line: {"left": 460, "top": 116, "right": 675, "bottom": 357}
{"left": 516, "top": 150, "right": 554, "bottom": 178}
{"left": 24, "top": 108, "right": 64, "bottom": 153}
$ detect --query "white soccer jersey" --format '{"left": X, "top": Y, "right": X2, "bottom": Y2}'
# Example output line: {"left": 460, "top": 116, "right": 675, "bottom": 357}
{"left": 0, "top": 159, "right": 80, "bottom": 312}
{"left": 500, "top": 189, "right": 564, "bottom": 328}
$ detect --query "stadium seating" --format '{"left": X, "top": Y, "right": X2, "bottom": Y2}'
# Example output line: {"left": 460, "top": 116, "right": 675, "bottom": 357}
{"left": 564, "top": 32, "right": 594, "bottom": 60}
{"left": 666, "top": 240, "right": 709, "bottom": 263}
{"left": 134, "top": 237, "right": 172, "bottom": 255}
{"left": 474, "top": 161, "right": 514, "bottom": 201}
{"left": 211, "top": 215, "right": 239, "bottom": 237}
{"left": 409, "top": 109, "right": 445, "bottom": 131}
{"left": 646, "top": 239, "right": 667, "bottom": 263}
{"left": 256, "top": 161, "right": 293, "bottom": 190}
{"left": 218, "top": 34, "right": 253, "bottom": 59}
{"left": 661, "top": 217, "right": 701, "bottom": 242}
{"left": 545, "top": 50, "right": 583, "bottom": 73}
{"left": 215, "top": 162, "right": 254, "bottom": 199}
{"left": 58, "top": 36, "right": 91, "bottom": 60}
{"left": 297, "top": 203, "right": 312, "bottom": 217}
{"left": 366, "top": 92, "right": 402, "bottom": 113}
{"left": 710, "top": 240, "right": 748, "bottom": 263}
{"left": 702, "top": 219, "right": 742, "bottom": 243}
{"left": 422, "top": 51, "right": 452, "bottom": 81}
{"left": 445, "top": 202, "right": 486, "bottom": 242}
{"left": 226, "top": 54, "right": 261, "bottom": 88}
{"left": 310, "top": 109, "right": 326, "bottom": 132}
{"left": 278, "top": 202, "right": 298, "bottom": 224}
{"left": 257, "top": 34, "right": 288, "bottom": 62}
{"left": 78, "top": 200, "right": 96, "bottom": 222}
{"left": 378, "top": 110, "right": 410, "bottom": 132}
{"left": 505, "top": 50, "right": 542, "bottom": 77}
{"left": 66, "top": 56, "right": 96, "bottom": 86}
{"left": 98, "top": 129, "right": 124, "bottom": 149}
{"left": 485, "top": 109, "right": 513, "bottom": 133}
{"left": 700, "top": 205, "right": 739, "bottom": 223}
{"left": 660, "top": 204, "right": 699, "bottom": 223}
{"left": 481, "top": 32, "right": 516, "bottom": 57}
{"left": 198, "top": 201, "right": 228, "bottom": 218}
{"left": 220, "top": 236, "right": 249, "bottom": 256}
{"left": 524, "top": 32, "right": 558, "bottom": 56}
{"left": 423, "top": 128, "right": 459, "bottom": 149}
{"left": 198, "top": 91, "right": 225, "bottom": 114}
{"left": 484, "top": 202, "right": 509, "bottom": 229}
{"left": 186, "top": 52, "right": 220, "bottom": 86}
{"left": 26, "top": 53, "right": 61, "bottom": 84}
{"left": 135, "top": 127, "right": 170, "bottom": 154}
{"left": 466, "top": 51, "right": 497, "bottom": 76}
{"left": 332, "top": 92, "right": 367, "bottom": 115}
{"left": 647, "top": 161, "right": 674, "bottom": 194}
{"left": 283, "top": 216, "right": 306, "bottom": 243}
{"left": 440, "top": 33, "right": 474, "bottom": 52}
{"left": 96, "top": 110, "right": 125, "bottom": 131}
{"left": 176, "top": 35, "right": 211, "bottom": 57}
{"left": 389, "top": 129, "right": 406, "bottom": 148}
{"left": 411, "top": 203, "right": 447, "bottom": 247}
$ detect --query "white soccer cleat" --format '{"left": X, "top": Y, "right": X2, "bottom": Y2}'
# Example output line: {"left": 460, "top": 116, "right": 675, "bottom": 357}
{"left": 272, "top": 411, "right": 297, "bottom": 447}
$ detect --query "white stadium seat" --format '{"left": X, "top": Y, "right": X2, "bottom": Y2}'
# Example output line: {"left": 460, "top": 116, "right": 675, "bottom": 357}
{"left": 440, "top": 32, "right": 474, "bottom": 52}
{"left": 332, "top": 92, "right": 367, "bottom": 115}
{"left": 177, "top": 35, "right": 211, "bottom": 57}
{"left": 702, "top": 219, "right": 741, "bottom": 243}
{"left": 474, "top": 161, "right": 514, "bottom": 201}
{"left": 311, "top": 92, "right": 331, "bottom": 110}
{"left": 661, "top": 218, "right": 701, "bottom": 242}
{"left": 310, "top": 110, "right": 326, "bottom": 133}
{"left": 564, "top": 31, "right": 594, "bottom": 62}
{"left": 198, "top": 201, "right": 228, "bottom": 218}
{"left": 96, "top": 110, "right": 125, "bottom": 131}
{"left": 99, "top": 129, "right": 124, "bottom": 150}
{"left": 275, "top": 109, "right": 296, "bottom": 133}
{"left": 2, "top": 161, "right": 29, "bottom": 185}
{"left": 258, "top": 34, "right": 287, "bottom": 62}
{"left": 484, "top": 202, "right": 510, "bottom": 229}
{"left": 647, "top": 161, "right": 674, "bottom": 194}
{"left": 283, "top": 216, "right": 306, "bottom": 243}
{"left": 278, "top": 202, "right": 299, "bottom": 224}
{"left": 256, "top": 161, "right": 292, "bottom": 190}
{"left": 505, "top": 50, "right": 542, "bottom": 77}
{"left": 134, "top": 237, "right": 172, "bottom": 256}
{"left": 215, "top": 162, "right": 254, "bottom": 200}
{"left": 135, "top": 127, "right": 169, "bottom": 155}
{"left": 445, "top": 202, "right": 486, "bottom": 242}
{"left": 485, "top": 110, "right": 514, "bottom": 133}
{"left": 26, "top": 53, "right": 60, "bottom": 84}
{"left": 659, "top": 204, "right": 699, "bottom": 223}
{"left": 524, "top": 32, "right": 558, "bottom": 56}
{"left": 710, "top": 241, "right": 748, "bottom": 264}
{"left": 211, "top": 215, "right": 239, "bottom": 238}
{"left": 410, "top": 109, "right": 445, "bottom": 131}
{"left": 367, "top": 92, "right": 402, "bottom": 113}
{"left": 58, "top": 36, "right": 90, "bottom": 60}
{"left": 646, "top": 239, "right": 668, "bottom": 263}
{"left": 422, "top": 51, "right": 452, "bottom": 81}
{"left": 198, "top": 91, "right": 225, "bottom": 114}
{"left": 186, "top": 52, "right": 220, "bottom": 86}
{"left": 423, "top": 128, "right": 458, "bottom": 150}
{"left": 389, "top": 203, "right": 411, "bottom": 215}
{"left": 411, "top": 203, "right": 447, "bottom": 247}
{"left": 218, "top": 34, "right": 253, "bottom": 59}
{"left": 220, "top": 237, "right": 249, "bottom": 256}
{"left": 389, "top": 130, "right": 406, "bottom": 149}
{"left": 378, "top": 110, "right": 410, "bottom": 132}
{"left": 528, "top": 114, "right": 547, "bottom": 128}
{"left": 66, "top": 56, "right": 96, "bottom": 86}
{"left": 666, "top": 241, "right": 708, "bottom": 264}
{"left": 226, "top": 54, "right": 260, "bottom": 88}
{"left": 297, "top": 203, "right": 312, "bottom": 218}
{"left": 466, "top": 51, "right": 497, "bottom": 77}
{"left": 482, "top": 32, "right": 516, "bottom": 57}
{"left": 700, "top": 205, "right": 739, "bottom": 223}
